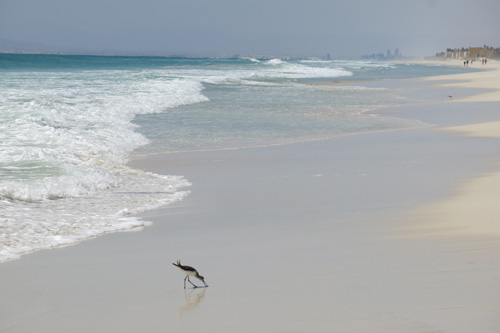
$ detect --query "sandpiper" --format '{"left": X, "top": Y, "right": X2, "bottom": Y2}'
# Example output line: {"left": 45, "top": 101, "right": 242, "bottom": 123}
{"left": 173, "top": 260, "right": 208, "bottom": 288}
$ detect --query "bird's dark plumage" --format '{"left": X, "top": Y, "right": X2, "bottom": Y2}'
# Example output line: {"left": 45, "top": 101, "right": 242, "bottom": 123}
{"left": 173, "top": 260, "right": 208, "bottom": 288}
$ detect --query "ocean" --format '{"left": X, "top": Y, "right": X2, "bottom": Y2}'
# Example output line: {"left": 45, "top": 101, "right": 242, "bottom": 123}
{"left": 0, "top": 54, "right": 473, "bottom": 262}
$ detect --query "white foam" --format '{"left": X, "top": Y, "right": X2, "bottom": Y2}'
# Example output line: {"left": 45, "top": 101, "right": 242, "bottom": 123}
{"left": 0, "top": 58, "right": 405, "bottom": 262}
{"left": 243, "top": 57, "right": 260, "bottom": 63}
{"left": 266, "top": 58, "right": 285, "bottom": 65}
{"left": 0, "top": 69, "right": 202, "bottom": 262}
{"left": 165, "top": 59, "right": 354, "bottom": 86}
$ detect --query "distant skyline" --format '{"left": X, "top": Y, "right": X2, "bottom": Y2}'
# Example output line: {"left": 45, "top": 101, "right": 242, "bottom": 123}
{"left": 1, "top": 0, "right": 500, "bottom": 58}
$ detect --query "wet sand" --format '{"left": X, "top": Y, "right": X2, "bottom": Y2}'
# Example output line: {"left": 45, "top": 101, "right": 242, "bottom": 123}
{"left": 1, "top": 60, "right": 500, "bottom": 332}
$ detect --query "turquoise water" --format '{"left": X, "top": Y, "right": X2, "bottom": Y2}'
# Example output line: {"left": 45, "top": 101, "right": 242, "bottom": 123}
{"left": 0, "top": 54, "right": 474, "bottom": 261}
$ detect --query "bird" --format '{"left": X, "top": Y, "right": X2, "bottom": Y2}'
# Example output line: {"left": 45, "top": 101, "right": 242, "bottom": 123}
{"left": 173, "top": 260, "right": 208, "bottom": 289}
{"left": 448, "top": 95, "right": 453, "bottom": 100}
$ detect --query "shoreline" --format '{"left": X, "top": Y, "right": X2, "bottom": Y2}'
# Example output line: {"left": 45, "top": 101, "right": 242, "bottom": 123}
{"left": 421, "top": 59, "right": 500, "bottom": 102}
{"left": 396, "top": 59, "right": 500, "bottom": 238}
{"left": 2, "top": 60, "right": 500, "bottom": 332}
{"left": 129, "top": 59, "right": 500, "bottom": 330}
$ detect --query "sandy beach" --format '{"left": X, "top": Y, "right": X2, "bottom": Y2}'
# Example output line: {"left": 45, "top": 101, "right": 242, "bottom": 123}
{"left": 2, "top": 60, "right": 500, "bottom": 332}
{"left": 407, "top": 60, "right": 500, "bottom": 239}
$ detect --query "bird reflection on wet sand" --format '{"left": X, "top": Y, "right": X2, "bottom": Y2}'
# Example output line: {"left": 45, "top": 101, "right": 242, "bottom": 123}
{"left": 178, "top": 287, "right": 207, "bottom": 316}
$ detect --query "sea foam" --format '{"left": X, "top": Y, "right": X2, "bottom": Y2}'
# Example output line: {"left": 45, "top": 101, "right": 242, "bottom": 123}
{"left": 1, "top": 56, "right": 463, "bottom": 262}
{"left": 0, "top": 68, "right": 204, "bottom": 261}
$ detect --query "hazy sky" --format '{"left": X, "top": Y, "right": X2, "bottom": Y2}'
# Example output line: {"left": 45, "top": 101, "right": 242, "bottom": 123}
{"left": 1, "top": 0, "right": 499, "bottom": 57}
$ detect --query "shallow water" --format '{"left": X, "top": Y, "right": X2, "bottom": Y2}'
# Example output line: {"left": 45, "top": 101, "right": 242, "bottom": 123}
{"left": 0, "top": 54, "right": 475, "bottom": 261}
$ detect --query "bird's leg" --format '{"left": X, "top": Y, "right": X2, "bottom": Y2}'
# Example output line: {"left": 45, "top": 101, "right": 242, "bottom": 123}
{"left": 184, "top": 275, "right": 188, "bottom": 289}
{"left": 187, "top": 276, "right": 198, "bottom": 288}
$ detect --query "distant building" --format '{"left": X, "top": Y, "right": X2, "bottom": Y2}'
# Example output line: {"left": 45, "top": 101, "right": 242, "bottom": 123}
{"left": 443, "top": 49, "right": 468, "bottom": 59}
{"left": 442, "top": 47, "right": 493, "bottom": 60}
{"left": 361, "top": 48, "right": 402, "bottom": 60}
{"left": 469, "top": 47, "right": 494, "bottom": 59}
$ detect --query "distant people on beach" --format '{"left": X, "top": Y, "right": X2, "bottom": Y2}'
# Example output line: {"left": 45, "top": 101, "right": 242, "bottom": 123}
{"left": 464, "top": 58, "right": 489, "bottom": 66}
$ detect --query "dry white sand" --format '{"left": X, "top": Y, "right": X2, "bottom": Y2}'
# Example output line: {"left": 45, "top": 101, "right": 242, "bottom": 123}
{"left": 1, "top": 59, "right": 500, "bottom": 332}
{"left": 420, "top": 58, "right": 500, "bottom": 103}
{"left": 404, "top": 60, "right": 500, "bottom": 240}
